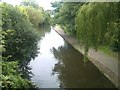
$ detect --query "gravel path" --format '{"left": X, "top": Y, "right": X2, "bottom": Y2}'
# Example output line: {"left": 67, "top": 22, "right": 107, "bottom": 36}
{"left": 53, "top": 26, "right": 119, "bottom": 88}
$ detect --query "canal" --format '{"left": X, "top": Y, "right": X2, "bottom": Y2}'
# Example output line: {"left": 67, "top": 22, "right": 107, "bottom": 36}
{"left": 29, "top": 26, "right": 115, "bottom": 88}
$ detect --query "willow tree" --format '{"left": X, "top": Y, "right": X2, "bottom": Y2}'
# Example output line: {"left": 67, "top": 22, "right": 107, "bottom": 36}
{"left": 76, "top": 2, "right": 119, "bottom": 55}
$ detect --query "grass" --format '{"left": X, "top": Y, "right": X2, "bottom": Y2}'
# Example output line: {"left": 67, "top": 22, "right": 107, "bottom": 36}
{"left": 98, "top": 45, "right": 118, "bottom": 59}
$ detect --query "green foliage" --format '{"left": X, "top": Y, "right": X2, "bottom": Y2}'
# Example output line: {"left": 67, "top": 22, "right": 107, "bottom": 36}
{"left": 44, "top": 11, "right": 51, "bottom": 25}
{"left": 59, "top": 2, "right": 82, "bottom": 34}
{"left": 1, "top": 3, "right": 39, "bottom": 63}
{"left": 76, "top": 2, "right": 119, "bottom": 54}
{"left": 50, "top": 1, "right": 63, "bottom": 26}
{"left": 51, "top": 1, "right": 63, "bottom": 12}
{"left": 1, "top": 1, "right": 51, "bottom": 88}
{"left": 0, "top": 2, "right": 45, "bottom": 88}
{"left": 99, "top": 45, "right": 118, "bottom": 58}
{"left": 20, "top": 0, "right": 39, "bottom": 9}
{"left": 2, "top": 61, "right": 36, "bottom": 88}
{"left": 21, "top": 6, "right": 45, "bottom": 27}
{"left": 0, "top": 30, "right": 36, "bottom": 88}
{"left": 52, "top": 1, "right": 119, "bottom": 56}
{"left": 51, "top": 2, "right": 83, "bottom": 34}
{"left": 20, "top": 0, "right": 50, "bottom": 27}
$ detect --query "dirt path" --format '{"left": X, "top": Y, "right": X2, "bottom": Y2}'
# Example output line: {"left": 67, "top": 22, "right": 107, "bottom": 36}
{"left": 53, "top": 26, "right": 119, "bottom": 88}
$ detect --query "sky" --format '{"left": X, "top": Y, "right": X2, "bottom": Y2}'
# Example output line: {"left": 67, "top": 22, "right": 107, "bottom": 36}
{"left": 1, "top": 0, "right": 119, "bottom": 9}
{"left": 1, "top": 0, "right": 58, "bottom": 10}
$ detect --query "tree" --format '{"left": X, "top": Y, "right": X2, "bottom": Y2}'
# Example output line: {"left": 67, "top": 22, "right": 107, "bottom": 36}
{"left": 76, "top": 2, "right": 119, "bottom": 54}
{"left": 52, "top": 1, "right": 119, "bottom": 56}
{"left": 51, "top": 2, "right": 83, "bottom": 34}
{"left": 1, "top": 3, "right": 39, "bottom": 81}
{"left": 20, "top": 0, "right": 39, "bottom": 9}
{"left": 20, "top": 0, "right": 50, "bottom": 28}
{"left": 20, "top": 6, "right": 45, "bottom": 27}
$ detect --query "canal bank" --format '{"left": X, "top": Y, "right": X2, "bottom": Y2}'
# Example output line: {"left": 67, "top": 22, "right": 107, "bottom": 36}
{"left": 53, "top": 26, "right": 119, "bottom": 88}
{"left": 30, "top": 27, "right": 116, "bottom": 88}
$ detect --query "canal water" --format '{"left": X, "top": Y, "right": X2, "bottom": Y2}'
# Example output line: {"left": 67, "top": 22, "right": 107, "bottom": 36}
{"left": 29, "top": 26, "right": 115, "bottom": 88}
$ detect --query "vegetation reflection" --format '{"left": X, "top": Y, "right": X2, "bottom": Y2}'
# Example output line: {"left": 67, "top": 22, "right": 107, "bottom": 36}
{"left": 51, "top": 44, "right": 115, "bottom": 88}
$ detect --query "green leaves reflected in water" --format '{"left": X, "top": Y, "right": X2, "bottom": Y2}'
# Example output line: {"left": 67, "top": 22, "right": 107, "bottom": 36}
{"left": 51, "top": 43, "right": 115, "bottom": 88}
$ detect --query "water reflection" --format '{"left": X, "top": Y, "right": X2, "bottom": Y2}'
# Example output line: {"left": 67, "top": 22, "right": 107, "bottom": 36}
{"left": 30, "top": 27, "right": 115, "bottom": 88}
{"left": 30, "top": 27, "right": 64, "bottom": 88}
{"left": 38, "top": 25, "right": 51, "bottom": 37}
{"left": 40, "top": 28, "right": 64, "bottom": 55}
{"left": 51, "top": 45, "right": 115, "bottom": 88}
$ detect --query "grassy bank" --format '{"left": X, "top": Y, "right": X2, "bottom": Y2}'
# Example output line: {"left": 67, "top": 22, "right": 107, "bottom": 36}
{"left": 98, "top": 46, "right": 118, "bottom": 60}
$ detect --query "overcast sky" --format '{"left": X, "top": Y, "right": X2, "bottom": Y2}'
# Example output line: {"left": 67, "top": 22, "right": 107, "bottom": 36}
{"left": 1, "top": 0, "right": 58, "bottom": 10}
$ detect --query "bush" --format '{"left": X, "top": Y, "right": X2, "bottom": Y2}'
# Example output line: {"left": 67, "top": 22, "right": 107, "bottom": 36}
{"left": 0, "top": 2, "right": 40, "bottom": 88}
{"left": 2, "top": 61, "right": 36, "bottom": 88}
{"left": 1, "top": 3, "right": 39, "bottom": 63}
{"left": 0, "top": 30, "right": 36, "bottom": 88}
{"left": 20, "top": 6, "right": 45, "bottom": 28}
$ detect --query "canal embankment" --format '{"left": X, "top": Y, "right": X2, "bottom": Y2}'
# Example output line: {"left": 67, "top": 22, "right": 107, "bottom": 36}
{"left": 53, "top": 26, "right": 119, "bottom": 88}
